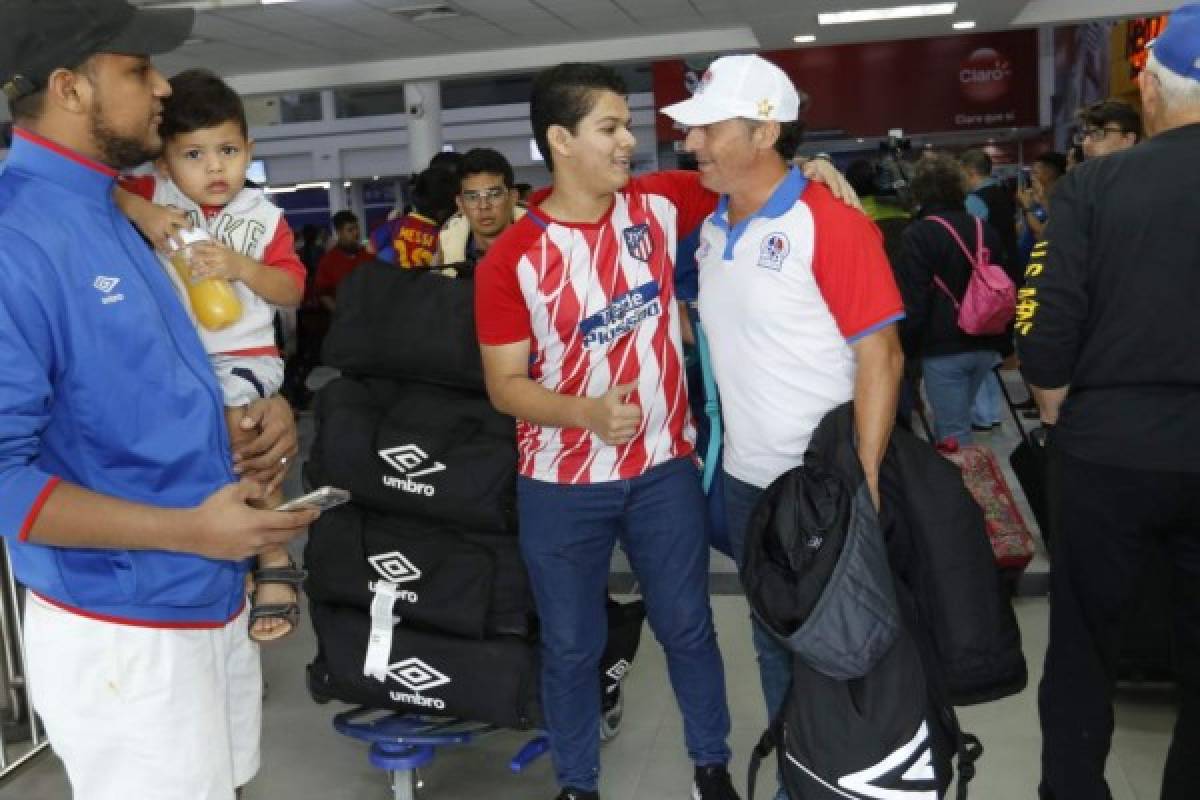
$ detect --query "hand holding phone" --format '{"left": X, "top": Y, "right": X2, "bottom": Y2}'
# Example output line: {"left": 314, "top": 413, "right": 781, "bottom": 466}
{"left": 275, "top": 486, "right": 351, "bottom": 513}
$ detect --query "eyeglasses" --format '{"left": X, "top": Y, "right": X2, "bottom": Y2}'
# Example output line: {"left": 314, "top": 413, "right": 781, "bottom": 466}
{"left": 1074, "top": 126, "right": 1126, "bottom": 144}
{"left": 460, "top": 187, "right": 509, "bottom": 207}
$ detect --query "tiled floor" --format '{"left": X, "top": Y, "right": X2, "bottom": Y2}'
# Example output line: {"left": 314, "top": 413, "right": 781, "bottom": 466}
{"left": 0, "top": 370, "right": 1180, "bottom": 799}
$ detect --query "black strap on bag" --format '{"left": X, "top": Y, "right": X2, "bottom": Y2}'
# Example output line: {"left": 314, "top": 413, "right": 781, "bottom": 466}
{"left": 746, "top": 711, "right": 784, "bottom": 800}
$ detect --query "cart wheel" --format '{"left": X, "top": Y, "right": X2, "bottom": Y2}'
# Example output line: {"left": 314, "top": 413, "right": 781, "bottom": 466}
{"left": 390, "top": 768, "right": 419, "bottom": 800}
{"left": 600, "top": 687, "right": 624, "bottom": 743}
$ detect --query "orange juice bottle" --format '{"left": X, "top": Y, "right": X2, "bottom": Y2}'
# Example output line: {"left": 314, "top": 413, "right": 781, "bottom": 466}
{"left": 169, "top": 228, "right": 242, "bottom": 331}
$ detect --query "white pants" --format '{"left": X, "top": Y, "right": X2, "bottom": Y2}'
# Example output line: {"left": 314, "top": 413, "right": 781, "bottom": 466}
{"left": 24, "top": 594, "right": 262, "bottom": 800}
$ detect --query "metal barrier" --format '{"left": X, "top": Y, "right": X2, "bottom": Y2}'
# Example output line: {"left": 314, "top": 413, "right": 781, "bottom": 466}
{"left": 0, "top": 539, "right": 48, "bottom": 780}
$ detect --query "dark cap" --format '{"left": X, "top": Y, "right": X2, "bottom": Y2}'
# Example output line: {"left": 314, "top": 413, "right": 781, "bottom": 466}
{"left": 1, "top": 0, "right": 194, "bottom": 104}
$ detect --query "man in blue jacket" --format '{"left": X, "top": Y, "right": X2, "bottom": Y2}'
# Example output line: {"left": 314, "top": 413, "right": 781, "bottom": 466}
{"left": 0, "top": 2, "right": 318, "bottom": 797}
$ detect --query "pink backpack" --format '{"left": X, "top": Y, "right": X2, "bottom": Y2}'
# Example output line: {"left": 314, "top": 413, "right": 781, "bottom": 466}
{"left": 929, "top": 215, "right": 1015, "bottom": 336}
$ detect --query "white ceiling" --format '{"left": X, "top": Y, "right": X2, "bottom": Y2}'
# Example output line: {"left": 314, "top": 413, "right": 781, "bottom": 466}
{"left": 132, "top": 0, "right": 1184, "bottom": 94}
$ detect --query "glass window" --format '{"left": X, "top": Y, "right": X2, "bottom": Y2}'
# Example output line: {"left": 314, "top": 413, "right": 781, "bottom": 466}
{"left": 278, "top": 92, "right": 323, "bottom": 123}
{"left": 334, "top": 85, "right": 407, "bottom": 118}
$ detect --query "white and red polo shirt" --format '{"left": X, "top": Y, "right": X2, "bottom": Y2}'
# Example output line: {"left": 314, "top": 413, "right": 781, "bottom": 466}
{"left": 476, "top": 171, "right": 716, "bottom": 485}
{"left": 697, "top": 168, "right": 904, "bottom": 488}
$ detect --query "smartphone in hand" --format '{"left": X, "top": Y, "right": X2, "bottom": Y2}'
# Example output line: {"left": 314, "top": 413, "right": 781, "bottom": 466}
{"left": 275, "top": 486, "right": 351, "bottom": 513}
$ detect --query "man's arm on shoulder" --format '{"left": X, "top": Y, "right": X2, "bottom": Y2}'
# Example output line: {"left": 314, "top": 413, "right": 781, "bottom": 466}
{"left": 1016, "top": 174, "right": 1089, "bottom": 424}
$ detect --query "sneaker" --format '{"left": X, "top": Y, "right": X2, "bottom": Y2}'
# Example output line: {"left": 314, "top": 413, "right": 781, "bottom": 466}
{"left": 692, "top": 764, "right": 741, "bottom": 800}
{"left": 555, "top": 789, "right": 599, "bottom": 800}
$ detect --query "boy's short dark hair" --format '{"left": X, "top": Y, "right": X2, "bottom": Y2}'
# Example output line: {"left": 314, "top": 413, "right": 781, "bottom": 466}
{"left": 1078, "top": 100, "right": 1142, "bottom": 141}
{"left": 458, "top": 147, "right": 514, "bottom": 190}
{"left": 332, "top": 210, "right": 358, "bottom": 229}
{"left": 530, "top": 63, "right": 626, "bottom": 171}
{"left": 161, "top": 68, "right": 248, "bottom": 140}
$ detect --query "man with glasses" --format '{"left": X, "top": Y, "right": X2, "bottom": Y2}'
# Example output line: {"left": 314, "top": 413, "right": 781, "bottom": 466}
{"left": 437, "top": 147, "right": 524, "bottom": 269}
{"left": 1075, "top": 100, "right": 1142, "bottom": 160}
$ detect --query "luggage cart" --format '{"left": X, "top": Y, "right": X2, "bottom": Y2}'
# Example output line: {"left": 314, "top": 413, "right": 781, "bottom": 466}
{"left": 0, "top": 540, "right": 49, "bottom": 782}
{"left": 331, "top": 707, "right": 548, "bottom": 800}
{"left": 319, "top": 680, "right": 624, "bottom": 799}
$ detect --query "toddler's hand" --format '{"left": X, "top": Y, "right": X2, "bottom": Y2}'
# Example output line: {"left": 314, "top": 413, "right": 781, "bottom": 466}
{"left": 143, "top": 204, "right": 192, "bottom": 253}
{"left": 188, "top": 241, "right": 244, "bottom": 282}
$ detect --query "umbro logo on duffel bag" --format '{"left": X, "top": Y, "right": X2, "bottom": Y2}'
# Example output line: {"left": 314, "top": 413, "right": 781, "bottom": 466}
{"left": 387, "top": 657, "right": 451, "bottom": 710}
{"left": 369, "top": 551, "right": 422, "bottom": 584}
{"left": 379, "top": 444, "right": 446, "bottom": 496}
{"left": 367, "top": 552, "right": 421, "bottom": 603}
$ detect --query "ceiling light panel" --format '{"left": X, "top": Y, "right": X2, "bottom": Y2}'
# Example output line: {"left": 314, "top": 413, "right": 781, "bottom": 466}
{"left": 818, "top": 3, "right": 957, "bottom": 26}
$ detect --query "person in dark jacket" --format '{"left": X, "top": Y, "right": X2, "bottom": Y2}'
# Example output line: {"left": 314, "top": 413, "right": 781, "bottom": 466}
{"left": 1017, "top": 6, "right": 1200, "bottom": 798}
{"left": 895, "top": 153, "right": 1012, "bottom": 446}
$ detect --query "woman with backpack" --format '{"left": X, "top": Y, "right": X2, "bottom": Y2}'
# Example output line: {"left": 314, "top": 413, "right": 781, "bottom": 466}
{"left": 895, "top": 154, "right": 1018, "bottom": 447}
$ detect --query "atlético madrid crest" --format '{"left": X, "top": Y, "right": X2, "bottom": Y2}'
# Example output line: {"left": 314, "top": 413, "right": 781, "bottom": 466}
{"left": 623, "top": 223, "right": 654, "bottom": 262}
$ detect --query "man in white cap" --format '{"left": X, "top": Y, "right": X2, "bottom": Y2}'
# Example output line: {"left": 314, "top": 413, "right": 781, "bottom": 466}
{"left": 663, "top": 55, "right": 905, "bottom": 798}
{"left": 1018, "top": 3, "right": 1200, "bottom": 797}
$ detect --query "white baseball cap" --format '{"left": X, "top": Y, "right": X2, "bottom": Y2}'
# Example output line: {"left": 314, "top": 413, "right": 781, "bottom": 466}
{"left": 661, "top": 54, "right": 801, "bottom": 127}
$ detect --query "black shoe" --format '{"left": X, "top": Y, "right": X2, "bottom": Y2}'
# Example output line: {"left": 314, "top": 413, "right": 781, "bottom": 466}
{"left": 692, "top": 764, "right": 741, "bottom": 800}
{"left": 555, "top": 789, "right": 599, "bottom": 800}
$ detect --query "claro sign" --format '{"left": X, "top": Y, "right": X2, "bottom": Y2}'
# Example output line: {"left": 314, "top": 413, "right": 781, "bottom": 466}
{"left": 653, "top": 30, "right": 1038, "bottom": 140}
{"left": 959, "top": 48, "right": 1014, "bottom": 103}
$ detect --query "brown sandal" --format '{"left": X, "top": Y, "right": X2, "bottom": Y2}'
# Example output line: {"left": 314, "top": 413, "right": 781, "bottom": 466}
{"left": 248, "top": 558, "right": 307, "bottom": 643}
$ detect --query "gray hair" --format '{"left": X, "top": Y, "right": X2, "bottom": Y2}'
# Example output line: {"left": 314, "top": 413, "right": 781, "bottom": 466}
{"left": 1145, "top": 51, "right": 1200, "bottom": 110}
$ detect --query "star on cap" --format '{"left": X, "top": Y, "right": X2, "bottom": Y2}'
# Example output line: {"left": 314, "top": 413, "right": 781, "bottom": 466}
{"left": 757, "top": 98, "right": 775, "bottom": 119}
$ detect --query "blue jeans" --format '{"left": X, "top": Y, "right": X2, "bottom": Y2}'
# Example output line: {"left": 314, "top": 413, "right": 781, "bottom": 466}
{"left": 517, "top": 457, "right": 732, "bottom": 791}
{"left": 922, "top": 350, "right": 999, "bottom": 445}
{"left": 971, "top": 355, "right": 1002, "bottom": 427}
{"left": 725, "top": 471, "right": 791, "bottom": 800}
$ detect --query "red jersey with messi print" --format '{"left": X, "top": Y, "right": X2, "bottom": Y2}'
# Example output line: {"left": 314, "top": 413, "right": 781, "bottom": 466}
{"left": 475, "top": 171, "right": 716, "bottom": 485}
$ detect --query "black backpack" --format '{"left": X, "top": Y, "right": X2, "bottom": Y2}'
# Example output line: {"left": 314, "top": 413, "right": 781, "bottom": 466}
{"left": 744, "top": 405, "right": 983, "bottom": 800}
{"left": 880, "top": 427, "right": 1028, "bottom": 706}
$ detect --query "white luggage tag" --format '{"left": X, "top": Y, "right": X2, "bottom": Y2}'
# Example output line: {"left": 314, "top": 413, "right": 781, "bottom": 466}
{"left": 364, "top": 580, "right": 400, "bottom": 682}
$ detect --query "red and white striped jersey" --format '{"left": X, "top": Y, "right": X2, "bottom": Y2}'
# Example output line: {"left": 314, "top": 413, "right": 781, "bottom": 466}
{"left": 476, "top": 171, "right": 716, "bottom": 485}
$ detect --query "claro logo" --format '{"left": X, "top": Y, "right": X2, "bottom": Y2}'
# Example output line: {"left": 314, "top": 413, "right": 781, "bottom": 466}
{"left": 958, "top": 48, "right": 1013, "bottom": 104}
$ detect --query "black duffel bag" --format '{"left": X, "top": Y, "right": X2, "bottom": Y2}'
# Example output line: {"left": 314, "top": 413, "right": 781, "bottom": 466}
{"left": 304, "top": 503, "right": 534, "bottom": 639}
{"left": 309, "top": 603, "right": 541, "bottom": 729}
{"left": 308, "top": 598, "right": 649, "bottom": 731}
{"left": 322, "top": 262, "right": 484, "bottom": 391}
{"left": 307, "top": 376, "right": 518, "bottom": 533}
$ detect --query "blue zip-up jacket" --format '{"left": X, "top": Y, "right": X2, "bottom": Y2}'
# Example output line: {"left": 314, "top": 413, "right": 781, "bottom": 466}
{"left": 0, "top": 129, "right": 245, "bottom": 626}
